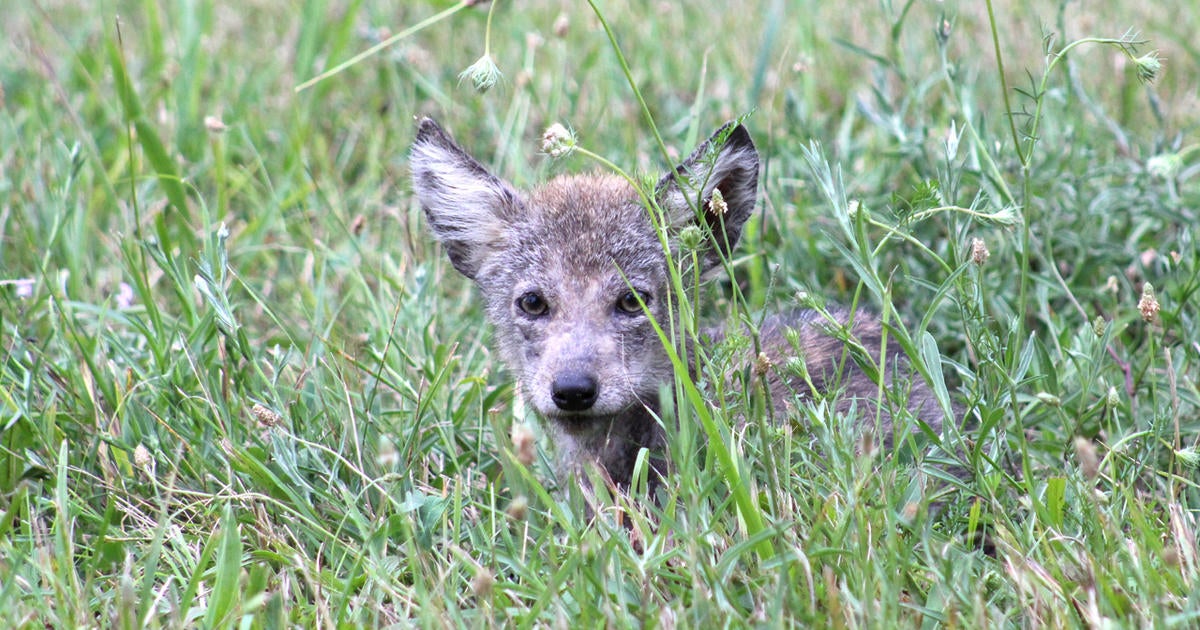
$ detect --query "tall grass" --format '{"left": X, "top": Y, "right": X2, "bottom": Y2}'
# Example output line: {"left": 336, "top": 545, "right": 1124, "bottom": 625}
{"left": 1, "top": 0, "right": 1197, "bottom": 626}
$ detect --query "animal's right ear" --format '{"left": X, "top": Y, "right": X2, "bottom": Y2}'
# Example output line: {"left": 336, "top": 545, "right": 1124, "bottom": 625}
{"left": 410, "top": 118, "right": 522, "bottom": 280}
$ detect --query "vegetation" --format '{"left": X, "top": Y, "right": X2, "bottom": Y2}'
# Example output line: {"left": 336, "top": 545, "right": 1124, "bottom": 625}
{"left": 1, "top": 0, "right": 1198, "bottom": 626}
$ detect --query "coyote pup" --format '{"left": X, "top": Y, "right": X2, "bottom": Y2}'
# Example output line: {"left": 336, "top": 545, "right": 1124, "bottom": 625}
{"left": 411, "top": 118, "right": 950, "bottom": 494}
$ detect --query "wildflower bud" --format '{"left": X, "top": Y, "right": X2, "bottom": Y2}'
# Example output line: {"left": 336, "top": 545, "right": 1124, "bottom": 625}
{"left": 969, "top": 237, "right": 990, "bottom": 265}
{"left": 793, "top": 291, "right": 818, "bottom": 308}
{"left": 252, "top": 403, "right": 283, "bottom": 427}
{"left": 1092, "top": 316, "right": 1107, "bottom": 337}
{"left": 133, "top": 443, "right": 152, "bottom": 470}
{"left": 14, "top": 278, "right": 34, "bottom": 299}
{"left": 540, "top": 122, "right": 576, "bottom": 158}
{"left": 1035, "top": 392, "right": 1061, "bottom": 407}
{"left": 204, "top": 115, "right": 227, "bottom": 133}
{"left": 471, "top": 567, "right": 495, "bottom": 599}
{"left": 1146, "top": 153, "right": 1181, "bottom": 180}
{"left": 116, "top": 282, "right": 135, "bottom": 309}
{"left": 459, "top": 53, "right": 502, "bottom": 93}
{"left": 1073, "top": 436, "right": 1099, "bottom": 481}
{"left": 552, "top": 13, "right": 569, "bottom": 38}
{"left": 847, "top": 199, "right": 862, "bottom": 218}
{"left": 1138, "top": 282, "right": 1160, "bottom": 322}
{"left": 753, "top": 352, "right": 773, "bottom": 378}
{"left": 935, "top": 17, "right": 952, "bottom": 45}
{"left": 506, "top": 495, "right": 529, "bottom": 520}
{"left": 1105, "top": 386, "right": 1120, "bottom": 408}
{"left": 1133, "top": 51, "right": 1162, "bottom": 84}
{"left": 1175, "top": 447, "right": 1200, "bottom": 469}
{"left": 677, "top": 225, "right": 704, "bottom": 251}
{"left": 512, "top": 422, "right": 535, "bottom": 466}
{"left": 783, "top": 356, "right": 806, "bottom": 378}
{"left": 944, "top": 120, "right": 960, "bottom": 159}
{"left": 708, "top": 188, "right": 728, "bottom": 216}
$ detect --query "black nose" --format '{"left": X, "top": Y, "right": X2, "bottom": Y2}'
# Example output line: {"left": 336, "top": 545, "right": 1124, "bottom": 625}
{"left": 551, "top": 373, "right": 598, "bottom": 411}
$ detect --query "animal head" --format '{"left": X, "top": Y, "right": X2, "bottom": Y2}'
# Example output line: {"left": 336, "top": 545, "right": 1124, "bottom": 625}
{"left": 410, "top": 118, "right": 759, "bottom": 435}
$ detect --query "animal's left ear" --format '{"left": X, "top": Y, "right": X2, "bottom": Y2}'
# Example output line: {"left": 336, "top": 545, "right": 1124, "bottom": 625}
{"left": 655, "top": 122, "right": 759, "bottom": 272}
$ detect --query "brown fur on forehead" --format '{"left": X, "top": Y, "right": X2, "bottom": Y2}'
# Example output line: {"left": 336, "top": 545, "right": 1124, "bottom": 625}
{"left": 517, "top": 172, "right": 663, "bottom": 276}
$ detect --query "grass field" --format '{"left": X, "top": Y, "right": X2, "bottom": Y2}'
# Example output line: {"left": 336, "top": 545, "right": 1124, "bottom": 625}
{"left": 2, "top": 0, "right": 1199, "bottom": 626}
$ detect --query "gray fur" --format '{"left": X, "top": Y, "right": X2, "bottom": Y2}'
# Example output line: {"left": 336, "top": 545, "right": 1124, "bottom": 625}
{"left": 411, "top": 117, "right": 955, "bottom": 495}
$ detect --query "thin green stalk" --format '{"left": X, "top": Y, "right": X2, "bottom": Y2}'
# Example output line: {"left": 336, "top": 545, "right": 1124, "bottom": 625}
{"left": 984, "top": 0, "right": 1038, "bottom": 506}
{"left": 294, "top": 0, "right": 472, "bottom": 92}
{"left": 585, "top": 0, "right": 673, "bottom": 168}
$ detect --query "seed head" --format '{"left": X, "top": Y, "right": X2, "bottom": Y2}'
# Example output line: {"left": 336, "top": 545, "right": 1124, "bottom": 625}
{"left": 540, "top": 122, "right": 576, "bottom": 158}
{"left": 512, "top": 422, "right": 535, "bottom": 466}
{"left": 1175, "top": 447, "right": 1200, "bottom": 469}
{"left": 1036, "top": 392, "right": 1061, "bottom": 407}
{"left": 1146, "top": 152, "right": 1181, "bottom": 180}
{"left": 204, "top": 115, "right": 227, "bottom": 133}
{"left": 1138, "top": 282, "right": 1160, "bottom": 322}
{"left": 783, "top": 356, "right": 806, "bottom": 378}
{"left": 506, "top": 495, "right": 529, "bottom": 520}
{"left": 970, "top": 237, "right": 990, "bottom": 265}
{"left": 708, "top": 188, "right": 728, "bottom": 216}
{"left": 459, "top": 53, "right": 502, "bottom": 93}
{"left": 1134, "top": 51, "right": 1162, "bottom": 84}
{"left": 471, "top": 567, "right": 495, "bottom": 599}
{"left": 753, "top": 352, "right": 773, "bottom": 378}
{"left": 1105, "top": 386, "right": 1121, "bottom": 408}
{"left": 677, "top": 225, "right": 704, "bottom": 251}
{"left": 1073, "top": 436, "right": 1099, "bottom": 481}
{"left": 552, "top": 13, "right": 569, "bottom": 38}
{"left": 935, "top": 17, "right": 952, "bottom": 45}
{"left": 252, "top": 403, "right": 283, "bottom": 427}
{"left": 133, "top": 443, "right": 152, "bottom": 470}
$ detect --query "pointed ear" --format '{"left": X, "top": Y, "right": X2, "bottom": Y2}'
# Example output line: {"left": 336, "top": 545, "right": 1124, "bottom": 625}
{"left": 655, "top": 122, "right": 759, "bottom": 272}
{"left": 410, "top": 117, "right": 522, "bottom": 280}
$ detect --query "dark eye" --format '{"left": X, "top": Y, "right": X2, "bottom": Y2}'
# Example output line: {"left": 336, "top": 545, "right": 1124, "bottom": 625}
{"left": 616, "top": 290, "right": 649, "bottom": 315}
{"left": 517, "top": 291, "right": 549, "bottom": 317}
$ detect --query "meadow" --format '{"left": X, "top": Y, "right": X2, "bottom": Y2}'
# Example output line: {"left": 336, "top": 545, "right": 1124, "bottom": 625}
{"left": 2, "top": 0, "right": 1199, "bottom": 626}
